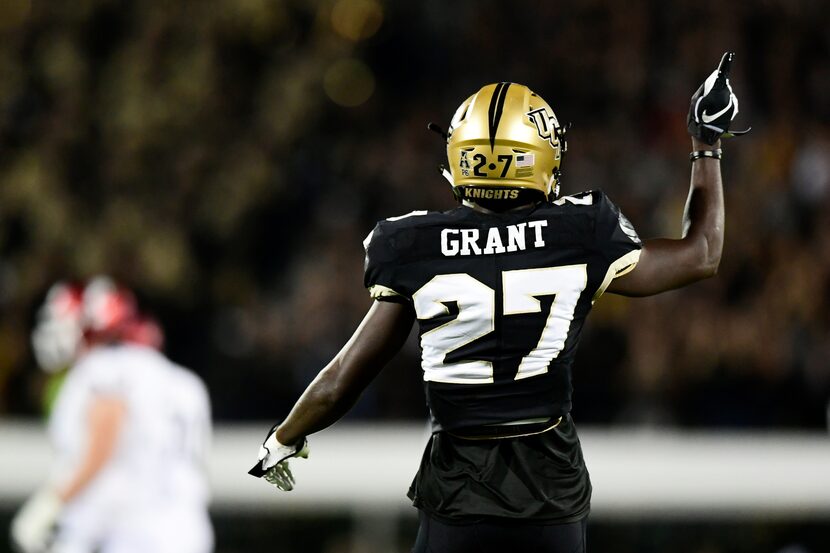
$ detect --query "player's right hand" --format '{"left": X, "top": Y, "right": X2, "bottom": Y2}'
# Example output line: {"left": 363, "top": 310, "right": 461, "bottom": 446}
{"left": 687, "top": 51, "right": 750, "bottom": 145}
{"left": 247, "top": 424, "right": 309, "bottom": 491}
{"left": 10, "top": 488, "right": 62, "bottom": 553}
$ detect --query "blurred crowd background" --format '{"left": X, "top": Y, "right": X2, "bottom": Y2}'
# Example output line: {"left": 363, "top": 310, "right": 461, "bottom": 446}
{"left": 3, "top": 0, "right": 829, "bottom": 427}
{"left": 1, "top": 0, "right": 829, "bottom": 551}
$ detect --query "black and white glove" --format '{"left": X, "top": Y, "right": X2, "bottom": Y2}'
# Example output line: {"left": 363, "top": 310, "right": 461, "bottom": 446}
{"left": 248, "top": 424, "right": 309, "bottom": 491}
{"left": 687, "top": 51, "right": 750, "bottom": 145}
{"left": 10, "top": 488, "right": 62, "bottom": 553}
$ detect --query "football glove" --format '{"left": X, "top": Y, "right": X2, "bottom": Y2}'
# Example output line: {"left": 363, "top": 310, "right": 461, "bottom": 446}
{"left": 10, "top": 488, "right": 62, "bottom": 553}
{"left": 247, "top": 424, "right": 309, "bottom": 491}
{"left": 687, "top": 51, "right": 750, "bottom": 145}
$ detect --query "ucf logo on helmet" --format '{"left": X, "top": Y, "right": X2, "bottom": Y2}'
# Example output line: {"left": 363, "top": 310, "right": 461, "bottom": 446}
{"left": 527, "top": 107, "right": 562, "bottom": 158}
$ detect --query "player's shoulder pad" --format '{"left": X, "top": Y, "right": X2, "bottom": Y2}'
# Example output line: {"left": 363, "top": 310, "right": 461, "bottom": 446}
{"left": 73, "top": 345, "right": 120, "bottom": 371}
{"left": 73, "top": 346, "right": 133, "bottom": 393}
{"left": 364, "top": 211, "right": 437, "bottom": 301}
{"left": 172, "top": 363, "right": 209, "bottom": 389}
{"left": 376, "top": 209, "right": 441, "bottom": 232}
{"left": 557, "top": 189, "right": 623, "bottom": 219}
{"left": 170, "top": 364, "right": 212, "bottom": 409}
{"left": 363, "top": 210, "right": 437, "bottom": 253}
{"left": 363, "top": 212, "right": 414, "bottom": 271}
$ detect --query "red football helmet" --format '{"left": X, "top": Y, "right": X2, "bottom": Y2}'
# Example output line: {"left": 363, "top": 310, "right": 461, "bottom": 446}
{"left": 80, "top": 276, "right": 139, "bottom": 344}
{"left": 33, "top": 276, "right": 162, "bottom": 371}
{"left": 121, "top": 315, "right": 165, "bottom": 350}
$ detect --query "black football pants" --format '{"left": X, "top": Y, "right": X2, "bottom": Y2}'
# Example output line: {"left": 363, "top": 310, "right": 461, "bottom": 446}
{"left": 412, "top": 511, "right": 587, "bottom": 553}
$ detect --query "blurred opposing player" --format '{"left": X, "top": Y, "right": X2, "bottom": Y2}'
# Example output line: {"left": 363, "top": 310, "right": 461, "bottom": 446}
{"left": 11, "top": 277, "right": 213, "bottom": 553}
{"left": 249, "top": 54, "right": 747, "bottom": 552}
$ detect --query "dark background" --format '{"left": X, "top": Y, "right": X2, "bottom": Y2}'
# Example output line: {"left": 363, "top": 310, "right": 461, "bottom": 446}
{"left": 1, "top": 1, "right": 829, "bottom": 551}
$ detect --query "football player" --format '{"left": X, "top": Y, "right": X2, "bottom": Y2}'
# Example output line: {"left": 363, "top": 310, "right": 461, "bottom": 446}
{"left": 249, "top": 53, "right": 747, "bottom": 552}
{"left": 11, "top": 277, "right": 214, "bottom": 553}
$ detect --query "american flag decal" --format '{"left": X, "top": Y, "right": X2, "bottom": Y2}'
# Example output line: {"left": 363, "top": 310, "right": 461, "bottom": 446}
{"left": 515, "top": 154, "right": 535, "bottom": 167}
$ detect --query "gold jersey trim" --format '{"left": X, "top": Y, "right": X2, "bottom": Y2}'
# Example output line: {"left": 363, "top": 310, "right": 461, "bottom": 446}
{"left": 368, "top": 284, "right": 404, "bottom": 300}
{"left": 593, "top": 249, "right": 642, "bottom": 301}
{"left": 446, "top": 416, "right": 563, "bottom": 441}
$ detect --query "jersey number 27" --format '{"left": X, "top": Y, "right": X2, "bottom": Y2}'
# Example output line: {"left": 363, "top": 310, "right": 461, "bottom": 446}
{"left": 412, "top": 264, "right": 587, "bottom": 384}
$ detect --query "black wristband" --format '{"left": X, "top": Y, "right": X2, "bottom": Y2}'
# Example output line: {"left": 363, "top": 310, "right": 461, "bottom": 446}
{"left": 689, "top": 149, "right": 722, "bottom": 162}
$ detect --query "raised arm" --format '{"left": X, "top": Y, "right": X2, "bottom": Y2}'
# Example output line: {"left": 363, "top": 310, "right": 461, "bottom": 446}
{"left": 276, "top": 300, "right": 415, "bottom": 445}
{"left": 607, "top": 137, "right": 723, "bottom": 296}
{"left": 608, "top": 52, "right": 747, "bottom": 297}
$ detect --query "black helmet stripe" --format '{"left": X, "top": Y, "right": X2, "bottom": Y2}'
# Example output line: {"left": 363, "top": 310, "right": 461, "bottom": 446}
{"left": 488, "top": 82, "right": 511, "bottom": 151}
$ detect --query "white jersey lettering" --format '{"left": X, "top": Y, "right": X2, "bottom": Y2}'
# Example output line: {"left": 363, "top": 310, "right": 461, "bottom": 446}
{"left": 482, "top": 227, "right": 506, "bottom": 254}
{"left": 441, "top": 221, "right": 548, "bottom": 257}
{"left": 506, "top": 223, "right": 527, "bottom": 252}
{"left": 528, "top": 220, "right": 548, "bottom": 247}
{"left": 441, "top": 229, "right": 460, "bottom": 256}
{"left": 460, "top": 229, "right": 482, "bottom": 256}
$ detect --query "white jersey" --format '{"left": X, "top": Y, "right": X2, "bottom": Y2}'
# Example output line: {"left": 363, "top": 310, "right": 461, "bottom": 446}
{"left": 162, "top": 363, "right": 212, "bottom": 507}
{"left": 48, "top": 344, "right": 213, "bottom": 553}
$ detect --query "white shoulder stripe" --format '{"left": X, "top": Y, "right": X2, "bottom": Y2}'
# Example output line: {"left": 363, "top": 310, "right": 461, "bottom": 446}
{"left": 364, "top": 210, "right": 430, "bottom": 250}
{"left": 553, "top": 194, "right": 594, "bottom": 206}
{"left": 362, "top": 228, "right": 375, "bottom": 251}
{"left": 386, "top": 210, "right": 429, "bottom": 221}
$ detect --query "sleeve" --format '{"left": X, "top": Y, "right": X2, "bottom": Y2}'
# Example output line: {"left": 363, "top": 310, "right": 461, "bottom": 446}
{"left": 363, "top": 222, "right": 409, "bottom": 303}
{"left": 594, "top": 191, "right": 643, "bottom": 298}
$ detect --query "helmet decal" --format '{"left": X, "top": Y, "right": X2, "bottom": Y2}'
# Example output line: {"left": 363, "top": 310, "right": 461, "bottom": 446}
{"left": 459, "top": 150, "right": 470, "bottom": 176}
{"left": 514, "top": 153, "right": 535, "bottom": 177}
{"left": 527, "top": 107, "right": 562, "bottom": 155}
{"left": 444, "top": 83, "right": 566, "bottom": 203}
{"left": 487, "top": 82, "right": 511, "bottom": 151}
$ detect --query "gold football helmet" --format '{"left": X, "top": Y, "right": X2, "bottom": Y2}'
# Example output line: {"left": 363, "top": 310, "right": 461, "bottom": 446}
{"left": 444, "top": 82, "right": 567, "bottom": 203}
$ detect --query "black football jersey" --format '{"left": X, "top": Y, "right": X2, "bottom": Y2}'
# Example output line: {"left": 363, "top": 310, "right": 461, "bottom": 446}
{"left": 364, "top": 190, "right": 641, "bottom": 433}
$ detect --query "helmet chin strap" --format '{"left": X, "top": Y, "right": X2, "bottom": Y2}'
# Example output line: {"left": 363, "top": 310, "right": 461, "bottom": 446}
{"left": 550, "top": 165, "right": 565, "bottom": 199}
{"left": 428, "top": 122, "right": 449, "bottom": 140}
{"left": 440, "top": 165, "right": 454, "bottom": 185}
{"left": 547, "top": 174, "right": 560, "bottom": 200}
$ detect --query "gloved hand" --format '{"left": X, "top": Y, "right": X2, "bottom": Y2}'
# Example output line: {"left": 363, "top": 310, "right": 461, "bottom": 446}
{"left": 248, "top": 424, "right": 309, "bottom": 491}
{"left": 10, "top": 488, "right": 62, "bottom": 553}
{"left": 687, "top": 51, "right": 750, "bottom": 145}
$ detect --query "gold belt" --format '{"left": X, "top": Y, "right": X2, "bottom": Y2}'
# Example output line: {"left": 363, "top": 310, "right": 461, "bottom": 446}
{"left": 446, "top": 416, "right": 563, "bottom": 441}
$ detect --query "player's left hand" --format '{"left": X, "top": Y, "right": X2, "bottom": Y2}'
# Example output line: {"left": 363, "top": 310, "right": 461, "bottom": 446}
{"left": 10, "top": 488, "right": 62, "bottom": 553}
{"left": 687, "top": 51, "right": 751, "bottom": 145}
{"left": 247, "top": 424, "right": 309, "bottom": 491}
